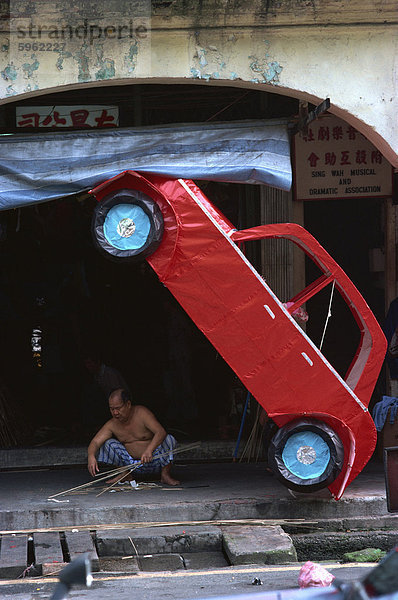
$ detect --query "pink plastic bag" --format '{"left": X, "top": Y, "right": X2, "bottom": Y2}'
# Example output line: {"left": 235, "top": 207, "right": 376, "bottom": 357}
{"left": 298, "top": 561, "right": 335, "bottom": 588}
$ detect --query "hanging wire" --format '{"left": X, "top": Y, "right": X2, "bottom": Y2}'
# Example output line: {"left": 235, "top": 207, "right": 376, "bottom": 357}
{"left": 319, "top": 279, "right": 336, "bottom": 352}
{"left": 205, "top": 91, "right": 250, "bottom": 122}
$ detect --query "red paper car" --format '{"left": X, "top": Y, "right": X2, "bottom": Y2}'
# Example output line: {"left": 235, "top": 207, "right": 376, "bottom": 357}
{"left": 90, "top": 171, "right": 386, "bottom": 499}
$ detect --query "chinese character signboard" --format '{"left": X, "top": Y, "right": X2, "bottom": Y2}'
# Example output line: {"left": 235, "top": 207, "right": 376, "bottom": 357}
{"left": 294, "top": 115, "right": 392, "bottom": 200}
{"left": 16, "top": 105, "right": 119, "bottom": 129}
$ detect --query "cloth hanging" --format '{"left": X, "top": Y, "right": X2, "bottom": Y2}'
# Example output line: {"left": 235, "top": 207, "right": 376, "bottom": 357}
{"left": 0, "top": 119, "right": 292, "bottom": 210}
{"left": 372, "top": 396, "right": 398, "bottom": 431}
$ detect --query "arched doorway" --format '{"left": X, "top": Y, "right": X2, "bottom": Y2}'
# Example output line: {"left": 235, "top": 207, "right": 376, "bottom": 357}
{"left": 0, "top": 81, "right": 391, "bottom": 450}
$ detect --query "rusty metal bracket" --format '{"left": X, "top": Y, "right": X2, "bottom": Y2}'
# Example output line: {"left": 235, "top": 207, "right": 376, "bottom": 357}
{"left": 290, "top": 98, "right": 331, "bottom": 137}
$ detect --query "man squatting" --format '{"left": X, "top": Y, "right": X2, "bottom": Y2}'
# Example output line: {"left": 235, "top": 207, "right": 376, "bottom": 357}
{"left": 87, "top": 388, "right": 180, "bottom": 485}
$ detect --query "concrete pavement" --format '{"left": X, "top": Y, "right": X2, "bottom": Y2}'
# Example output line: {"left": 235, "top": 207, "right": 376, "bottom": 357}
{"left": 0, "top": 562, "right": 378, "bottom": 600}
{"left": 0, "top": 457, "right": 394, "bottom": 531}
{"left": 1, "top": 451, "right": 397, "bottom": 580}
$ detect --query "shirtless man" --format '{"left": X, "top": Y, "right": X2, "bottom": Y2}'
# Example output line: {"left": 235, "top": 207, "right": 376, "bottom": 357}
{"left": 87, "top": 388, "right": 180, "bottom": 485}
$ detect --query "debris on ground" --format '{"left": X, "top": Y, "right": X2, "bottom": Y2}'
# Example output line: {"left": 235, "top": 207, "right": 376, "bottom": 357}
{"left": 298, "top": 561, "right": 335, "bottom": 588}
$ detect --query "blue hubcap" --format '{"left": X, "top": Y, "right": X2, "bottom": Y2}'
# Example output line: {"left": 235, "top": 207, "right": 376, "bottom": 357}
{"left": 104, "top": 204, "right": 151, "bottom": 251}
{"left": 282, "top": 431, "right": 330, "bottom": 479}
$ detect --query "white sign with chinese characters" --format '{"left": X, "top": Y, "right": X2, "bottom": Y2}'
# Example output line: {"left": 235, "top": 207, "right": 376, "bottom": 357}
{"left": 294, "top": 115, "right": 392, "bottom": 200}
{"left": 16, "top": 105, "right": 119, "bottom": 129}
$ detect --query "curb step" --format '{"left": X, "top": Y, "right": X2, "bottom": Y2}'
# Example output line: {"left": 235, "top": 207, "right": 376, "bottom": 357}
{"left": 0, "top": 524, "right": 295, "bottom": 579}
{"left": 0, "top": 496, "right": 393, "bottom": 531}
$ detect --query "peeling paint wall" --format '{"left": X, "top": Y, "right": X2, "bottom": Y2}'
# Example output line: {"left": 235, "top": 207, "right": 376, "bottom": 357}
{"left": 0, "top": 0, "right": 397, "bottom": 165}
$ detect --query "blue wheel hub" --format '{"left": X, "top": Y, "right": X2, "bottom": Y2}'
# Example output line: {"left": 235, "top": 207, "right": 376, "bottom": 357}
{"left": 282, "top": 431, "right": 331, "bottom": 479}
{"left": 104, "top": 204, "right": 151, "bottom": 251}
{"left": 267, "top": 418, "right": 344, "bottom": 493}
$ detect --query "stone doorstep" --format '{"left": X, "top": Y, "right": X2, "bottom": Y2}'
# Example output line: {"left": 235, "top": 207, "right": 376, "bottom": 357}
{"left": 95, "top": 525, "right": 223, "bottom": 557}
{"left": 221, "top": 525, "right": 297, "bottom": 566}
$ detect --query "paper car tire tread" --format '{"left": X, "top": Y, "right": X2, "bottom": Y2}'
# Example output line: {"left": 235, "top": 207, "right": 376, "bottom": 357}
{"left": 268, "top": 418, "right": 344, "bottom": 493}
{"left": 92, "top": 189, "right": 164, "bottom": 262}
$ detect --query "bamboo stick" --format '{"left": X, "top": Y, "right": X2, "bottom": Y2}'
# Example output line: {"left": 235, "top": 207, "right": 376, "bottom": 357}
{"left": 94, "top": 442, "right": 201, "bottom": 478}
{"left": 94, "top": 464, "right": 136, "bottom": 478}
{"left": 0, "top": 517, "right": 318, "bottom": 536}
{"left": 49, "top": 442, "right": 202, "bottom": 498}
{"left": 48, "top": 465, "right": 135, "bottom": 498}
{"left": 95, "top": 465, "right": 141, "bottom": 497}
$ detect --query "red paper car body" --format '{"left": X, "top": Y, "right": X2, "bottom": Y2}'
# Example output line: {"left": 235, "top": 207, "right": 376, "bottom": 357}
{"left": 90, "top": 171, "right": 387, "bottom": 499}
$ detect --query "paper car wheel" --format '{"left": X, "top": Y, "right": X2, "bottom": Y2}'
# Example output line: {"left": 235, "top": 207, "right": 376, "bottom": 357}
{"left": 268, "top": 418, "right": 344, "bottom": 492}
{"left": 92, "top": 189, "right": 164, "bottom": 261}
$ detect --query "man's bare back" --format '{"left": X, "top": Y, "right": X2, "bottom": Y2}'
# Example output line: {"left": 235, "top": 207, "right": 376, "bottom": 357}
{"left": 87, "top": 389, "right": 179, "bottom": 485}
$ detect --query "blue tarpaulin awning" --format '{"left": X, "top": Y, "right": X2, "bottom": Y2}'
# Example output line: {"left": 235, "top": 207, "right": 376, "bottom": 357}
{"left": 0, "top": 119, "right": 292, "bottom": 210}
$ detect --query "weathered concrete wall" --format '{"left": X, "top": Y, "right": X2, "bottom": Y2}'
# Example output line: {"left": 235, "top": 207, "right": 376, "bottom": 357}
{"left": 0, "top": 0, "right": 397, "bottom": 165}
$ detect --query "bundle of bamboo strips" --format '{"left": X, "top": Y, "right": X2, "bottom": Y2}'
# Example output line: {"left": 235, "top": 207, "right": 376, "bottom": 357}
{"left": 239, "top": 403, "right": 264, "bottom": 463}
{"left": 48, "top": 442, "right": 201, "bottom": 498}
{"left": 1, "top": 517, "right": 318, "bottom": 536}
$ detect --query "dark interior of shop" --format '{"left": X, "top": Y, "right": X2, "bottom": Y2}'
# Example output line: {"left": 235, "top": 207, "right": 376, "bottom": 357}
{"left": 304, "top": 196, "right": 385, "bottom": 406}
{"left": 0, "top": 186, "right": 249, "bottom": 447}
{"left": 0, "top": 84, "right": 386, "bottom": 449}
